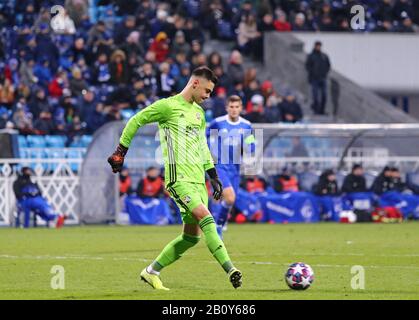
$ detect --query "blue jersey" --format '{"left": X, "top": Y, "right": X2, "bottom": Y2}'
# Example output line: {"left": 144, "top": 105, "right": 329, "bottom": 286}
{"left": 206, "top": 115, "right": 255, "bottom": 173}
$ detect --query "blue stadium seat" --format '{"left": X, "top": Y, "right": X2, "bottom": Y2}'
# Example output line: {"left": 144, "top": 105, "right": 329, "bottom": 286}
{"left": 27, "top": 135, "right": 46, "bottom": 148}
{"left": 45, "top": 149, "right": 67, "bottom": 171}
{"left": 80, "top": 135, "right": 93, "bottom": 147}
{"left": 121, "top": 109, "right": 135, "bottom": 120}
{"left": 298, "top": 171, "right": 320, "bottom": 192}
{"left": 45, "top": 135, "right": 66, "bottom": 148}
{"left": 17, "top": 135, "right": 28, "bottom": 148}
{"left": 66, "top": 149, "right": 83, "bottom": 172}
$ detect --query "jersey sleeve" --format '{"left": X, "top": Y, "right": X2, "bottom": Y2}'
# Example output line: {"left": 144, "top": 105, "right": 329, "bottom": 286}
{"left": 119, "top": 98, "right": 172, "bottom": 148}
{"left": 200, "top": 112, "right": 215, "bottom": 171}
{"left": 243, "top": 123, "right": 256, "bottom": 155}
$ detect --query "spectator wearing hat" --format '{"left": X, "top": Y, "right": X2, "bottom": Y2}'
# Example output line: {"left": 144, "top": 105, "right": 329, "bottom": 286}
{"left": 171, "top": 30, "right": 191, "bottom": 57}
{"left": 314, "top": 169, "right": 339, "bottom": 196}
{"left": 148, "top": 32, "right": 170, "bottom": 63}
{"left": 29, "top": 87, "right": 51, "bottom": 118}
{"left": 371, "top": 166, "right": 394, "bottom": 195}
{"left": 114, "top": 15, "right": 137, "bottom": 46}
{"left": 292, "top": 13, "right": 313, "bottom": 31}
{"left": 258, "top": 13, "right": 276, "bottom": 32}
{"left": 342, "top": 164, "right": 367, "bottom": 193}
{"left": 274, "top": 9, "right": 291, "bottom": 32}
{"left": 244, "top": 94, "right": 265, "bottom": 123}
{"left": 34, "top": 110, "right": 54, "bottom": 135}
{"left": 109, "top": 49, "right": 129, "bottom": 85}
{"left": 305, "top": 41, "right": 331, "bottom": 115}
{"left": 120, "top": 31, "right": 145, "bottom": 63}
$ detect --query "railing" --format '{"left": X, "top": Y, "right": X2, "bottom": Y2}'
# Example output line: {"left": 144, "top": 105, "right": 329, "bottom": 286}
{"left": 0, "top": 159, "right": 82, "bottom": 226}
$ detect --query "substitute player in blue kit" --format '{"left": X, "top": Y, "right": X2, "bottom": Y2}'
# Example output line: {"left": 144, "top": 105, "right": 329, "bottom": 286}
{"left": 206, "top": 95, "right": 256, "bottom": 238}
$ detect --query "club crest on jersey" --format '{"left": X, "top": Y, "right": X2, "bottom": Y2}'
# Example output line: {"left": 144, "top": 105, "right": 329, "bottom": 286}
{"left": 196, "top": 112, "right": 201, "bottom": 120}
{"left": 183, "top": 195, "right": 191, "bottom": 204}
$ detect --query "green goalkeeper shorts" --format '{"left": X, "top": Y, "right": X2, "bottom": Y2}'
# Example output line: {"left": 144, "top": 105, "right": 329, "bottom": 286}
{"left": 166, "top": 181, "right": 208, "bottom": 225}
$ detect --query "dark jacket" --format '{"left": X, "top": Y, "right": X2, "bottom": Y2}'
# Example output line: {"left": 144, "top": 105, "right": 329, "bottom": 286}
{"left": 342, "top": 174, "right": 367, "bottom": 193}
{"left": 13, "top": 175, "right": 41, "bottom": 200}
{"left": 371, "top": 174, "right": 393, "bottom": 195}
{"left": 314, "top": 172, "right": 339, "bottom": 196}
{"left": 305, "top": 50, "right": 331, "bottom": 82}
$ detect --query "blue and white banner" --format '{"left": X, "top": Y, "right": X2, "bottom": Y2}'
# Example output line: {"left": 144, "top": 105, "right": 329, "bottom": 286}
{"left": 258, "top": 192, "right": 321, "bottom": 223}
{"left": 315, "top": 196, "right": 343, "bottom": 221}
{"left": 379, "top": 191, "right": 419, "bottom": 219}
{"left": 124, "top": 196, "right": 173, "bottom": 225}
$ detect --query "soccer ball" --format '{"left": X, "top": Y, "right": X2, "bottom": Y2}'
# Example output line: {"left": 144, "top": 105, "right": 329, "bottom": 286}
{"left": 284, "top": 262, "right": 314, "bottom": 290}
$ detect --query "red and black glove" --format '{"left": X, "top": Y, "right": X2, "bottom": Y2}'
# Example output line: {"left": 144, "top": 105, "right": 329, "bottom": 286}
{"left": 207, "top": 167, "right": 223, "bottom": 200}
{"left": 107, "top": 144, "right": 128, "bottom": 173}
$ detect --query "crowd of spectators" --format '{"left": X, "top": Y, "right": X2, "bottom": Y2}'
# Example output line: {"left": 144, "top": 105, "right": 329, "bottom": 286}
{"left": 1, "top": 1, "right": 417, "bottom": 137}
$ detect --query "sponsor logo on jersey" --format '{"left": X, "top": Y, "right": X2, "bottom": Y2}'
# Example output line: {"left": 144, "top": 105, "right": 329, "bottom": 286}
{"left": 183, "top": 195, "right": 191, "bottom": 204}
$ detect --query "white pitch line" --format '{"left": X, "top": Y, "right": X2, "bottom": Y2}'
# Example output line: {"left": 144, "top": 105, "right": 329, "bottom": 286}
{"left": 1, "top": 254, "right": 418, "bottom": 271}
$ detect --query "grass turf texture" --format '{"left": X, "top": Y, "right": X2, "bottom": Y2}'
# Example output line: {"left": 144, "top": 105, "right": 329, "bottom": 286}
{"left": 1, "top": 223, "right": 418, "bottom": 300}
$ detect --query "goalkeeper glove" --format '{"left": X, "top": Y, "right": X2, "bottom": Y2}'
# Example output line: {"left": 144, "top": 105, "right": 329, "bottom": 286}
{"left": 107, "top": 144, "right": 128, "bottom": 173}
{"left": 207, "top": 167, "right": 223, "bottom": 200}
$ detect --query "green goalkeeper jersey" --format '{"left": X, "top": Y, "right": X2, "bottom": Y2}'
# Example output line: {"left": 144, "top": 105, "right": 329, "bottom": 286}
{"left": 120, "top": 94, "right": 214, "bottom": 186}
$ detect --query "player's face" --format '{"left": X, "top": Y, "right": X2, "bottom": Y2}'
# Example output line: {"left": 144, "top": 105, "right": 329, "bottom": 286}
{"left": 226, "top": 101, "right": 242, "bottom": 121}
{"left": 192, "top": 78, "right": 214, "bottom": 104}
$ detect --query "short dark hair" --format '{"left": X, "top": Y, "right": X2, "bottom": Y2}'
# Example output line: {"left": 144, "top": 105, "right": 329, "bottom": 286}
{"left": 192, "top": 66, "right": 218, "bottom": 85}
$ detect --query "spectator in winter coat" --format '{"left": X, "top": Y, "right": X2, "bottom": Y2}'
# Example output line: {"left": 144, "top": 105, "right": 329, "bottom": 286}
{"left": 305, "top": 41, "right": 331, "bottom": 115}
{"left": 371, "top": 166, "right": 394, "bottom": 195}
{"left": 342, "top": 164, "right": 367, "bottom": 193}
{"left": 314, "top": 169, "right": 339, "bottom": 196}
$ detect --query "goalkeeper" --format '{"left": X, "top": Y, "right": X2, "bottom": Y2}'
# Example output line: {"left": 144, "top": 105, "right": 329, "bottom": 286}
{"left": 107, "top": 66, "right": 242, "bottom": 290}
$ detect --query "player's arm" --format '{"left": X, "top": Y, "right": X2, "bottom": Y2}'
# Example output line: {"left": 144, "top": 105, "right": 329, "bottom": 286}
{"left": 200, "top": 113, "right": 222, "bottom": 200}
{"left": 108, "top": 99, "right": 172, "bottom": 173}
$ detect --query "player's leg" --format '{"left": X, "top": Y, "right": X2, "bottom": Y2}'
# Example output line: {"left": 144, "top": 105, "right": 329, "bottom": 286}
{"left": 192, "top": 203, "right": 242, "bottom": 288}
{"left": 140, "top": 184, "right": 202, "bottom": 290}
{"left": 148, "top": 223, "right": 200, "bottom": 273}
{"left": 140, "top": 223, "right": 200, "bottom": 291}
{"left": 32, "top": 196, "right": 66, "bottom": 228}
{"left": 216, "top": 186, "right": 235, "bottom": 238}
{"left": 212, "top": 166, "right": 234, "bottom": 237}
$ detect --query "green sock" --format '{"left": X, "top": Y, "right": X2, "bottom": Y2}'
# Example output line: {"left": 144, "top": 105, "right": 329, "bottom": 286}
{"left": 152, "top": 233, "right": 200, "bottom": 271}
{"left": 199, "top": 215, "right": 234, "bottom": 273}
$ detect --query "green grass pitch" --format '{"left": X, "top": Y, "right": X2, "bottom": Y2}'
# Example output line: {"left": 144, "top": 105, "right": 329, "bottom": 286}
{"left": 1, "top": 223, "right": 418, "bottom": 300}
